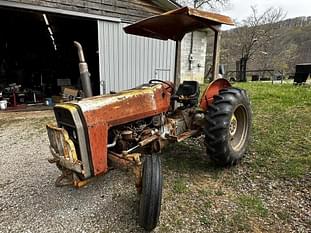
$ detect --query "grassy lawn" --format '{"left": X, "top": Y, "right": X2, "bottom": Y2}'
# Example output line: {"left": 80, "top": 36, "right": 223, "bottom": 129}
{"left": 236, "top": 82, "right": 311, "bottom": 178}
{"left": 160, "top": 82, "right": 311, "bottom": 233}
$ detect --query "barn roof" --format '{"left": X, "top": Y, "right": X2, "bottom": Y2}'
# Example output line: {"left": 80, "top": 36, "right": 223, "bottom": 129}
{"left": 152, "top": 0, "right": 181, "bottom": 10}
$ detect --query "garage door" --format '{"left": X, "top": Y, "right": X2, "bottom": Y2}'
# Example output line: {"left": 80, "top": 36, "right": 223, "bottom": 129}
{"left": 98, "top": 20, "right": 176, "bottom": 94}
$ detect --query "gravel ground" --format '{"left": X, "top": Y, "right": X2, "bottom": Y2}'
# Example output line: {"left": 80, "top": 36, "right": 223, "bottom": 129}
{"left": 0, "top": 111, "right": 146, "bottom": 233}
{"left": 0, "top": 110, "right": 310, "bottom": 233}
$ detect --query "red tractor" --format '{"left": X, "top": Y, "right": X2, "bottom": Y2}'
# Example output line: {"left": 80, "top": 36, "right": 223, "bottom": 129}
{"left": 46, "top": 7, "right": 252, "bottom": 231}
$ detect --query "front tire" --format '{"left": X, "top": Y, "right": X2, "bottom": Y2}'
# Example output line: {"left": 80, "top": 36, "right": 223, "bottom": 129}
{"left": 138, "top": 155, "right": 163, "bottom": 231}
{"left": 204, "top": 88, "right": 252, "bottom": 166}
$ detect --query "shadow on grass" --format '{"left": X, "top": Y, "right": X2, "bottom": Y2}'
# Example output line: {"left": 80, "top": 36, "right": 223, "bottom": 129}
{"left": 160, "top": 140, "right": 224, "bottom": 178}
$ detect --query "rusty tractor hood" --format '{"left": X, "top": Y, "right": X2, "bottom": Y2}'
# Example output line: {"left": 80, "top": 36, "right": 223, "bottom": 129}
{"left": 123, "top": 6, "right": 234, "bottom": 41}
{"left": 72, "top": 83, "right": 172, "bottom": 127}
{"left": 54, "top": 83, "right": 172, "bottom": 175}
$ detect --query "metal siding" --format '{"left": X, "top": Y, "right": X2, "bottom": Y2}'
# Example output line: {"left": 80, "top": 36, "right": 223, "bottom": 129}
{"left": 98, "top": 20, "right": 176, "bottom": 94}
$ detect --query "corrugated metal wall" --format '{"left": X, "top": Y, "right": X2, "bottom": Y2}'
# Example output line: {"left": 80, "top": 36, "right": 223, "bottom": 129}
{"left": 98, "top": 20, "right": 176, "bottom": 94}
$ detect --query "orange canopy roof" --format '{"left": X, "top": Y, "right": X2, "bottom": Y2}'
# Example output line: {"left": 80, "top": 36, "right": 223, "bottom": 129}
{"left": 124, "top": 7, "right": 234, "bottom": 41}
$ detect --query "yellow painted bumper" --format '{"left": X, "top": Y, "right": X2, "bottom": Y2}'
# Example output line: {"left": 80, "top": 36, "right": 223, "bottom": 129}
{"left": 46, "top": 124, "right": 83, "bottom": 174}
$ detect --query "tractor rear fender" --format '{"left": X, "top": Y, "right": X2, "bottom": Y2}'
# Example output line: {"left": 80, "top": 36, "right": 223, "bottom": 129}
{"left": 199, "top": 78, "right": 231, "bottom": 111}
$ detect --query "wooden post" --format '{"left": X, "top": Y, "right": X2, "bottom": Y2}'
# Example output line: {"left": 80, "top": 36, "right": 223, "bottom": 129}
{"left": 211, "top": 27, "right": 221, "bottom": 81}
{"left": 174, "top": 40, "right": 181, "bottom": 87}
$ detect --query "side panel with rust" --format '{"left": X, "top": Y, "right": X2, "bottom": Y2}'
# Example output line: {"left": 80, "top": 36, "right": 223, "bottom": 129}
{"left": 76, "top": 84, "right": 172, "bottom": 176}
{"left": 87, "top": 123, "right": 108, "bottom": 175}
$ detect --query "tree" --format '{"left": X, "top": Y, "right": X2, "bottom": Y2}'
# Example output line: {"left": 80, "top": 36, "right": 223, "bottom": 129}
{"left": 233, "top": 6, "right": 285, "bottom": 81}
{"left": 177, "top": 0, "right": 229, "bottom": 9}
{"left": 271, "top": 43, "right": 298, "bottom": 73}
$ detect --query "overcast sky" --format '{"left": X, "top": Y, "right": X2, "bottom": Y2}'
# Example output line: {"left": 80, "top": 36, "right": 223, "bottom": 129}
{"left": 219, "top": 0, "right": 311, "bottom": 22}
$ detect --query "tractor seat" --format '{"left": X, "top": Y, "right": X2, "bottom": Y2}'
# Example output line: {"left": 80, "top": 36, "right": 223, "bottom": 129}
{"left": 173, "top": 81, "right": 200, "bottom": 107}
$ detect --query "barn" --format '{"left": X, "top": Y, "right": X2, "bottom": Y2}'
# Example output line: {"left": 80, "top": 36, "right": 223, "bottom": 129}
{"left": 0, "top": 0, "right": 179, "bottom": 108}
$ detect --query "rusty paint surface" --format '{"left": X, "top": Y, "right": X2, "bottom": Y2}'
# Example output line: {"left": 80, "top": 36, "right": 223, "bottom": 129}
{"left": 108, "top": 152, "right": 133, "bottom": 169}
{"left": 176, "top": 129, "right": 199, "bottom": 142}
{"left": 87, "top": 123, "right": 109, "bottom": 175}
{"left": 73, "top": 178, "right": 95, "bottom": 189}
{"left": 124, "top": 6, "right": 234, "bottom": 41}
{"left": 74, "top": 84, "right": 172, "bottom": 176}
{"left": 46, "top": 124, "right": 79, "bottom": 162}
{"left": 199, "top": 78, "right": 231, "bottom": 111}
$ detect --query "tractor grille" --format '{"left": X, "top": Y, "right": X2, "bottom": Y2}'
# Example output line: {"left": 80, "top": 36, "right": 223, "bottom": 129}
{"left": 54, "top": 106, "right": 81, "bottom": 161}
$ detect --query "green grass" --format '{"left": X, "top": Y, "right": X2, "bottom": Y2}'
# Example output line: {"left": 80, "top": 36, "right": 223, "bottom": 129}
{"left": 234, "top": 83, "right": 311, "bottom": 179}
{"left": 237, "top": 195, "right": 268, "bottom": 217}
{"left": 161, "top": 82, "right": 310, "bottom": 232}
{"left": 214, "top": 189, "right": 225, "bottom": 196}
{"left": 228, "top": 211, "right": 253, "bottom": 232}
{"left": 172, "top": 177, "right": 188, "bottom": 193}
{"left": 200, "top": 215, "right": 211, "bottom": 225}
{"left": 161, "top": 142, "right": 223, "bottom": 179}
{"left": 170, "top": 82, "right": 311, "bottom": 179}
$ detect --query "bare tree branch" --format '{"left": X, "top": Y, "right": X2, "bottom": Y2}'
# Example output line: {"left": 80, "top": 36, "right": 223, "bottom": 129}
{"left": 176, "top": 0, "right": 229, "bottom": 9}
{"left": 235, "top": 6, "right": 286, "bottom": 60}
{"left": 221, "top": 6, "right": 286, "bottom": 81}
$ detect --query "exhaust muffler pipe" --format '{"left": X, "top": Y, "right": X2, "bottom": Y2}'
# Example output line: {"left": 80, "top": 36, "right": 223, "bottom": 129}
{"left": 73, "top": 41, "right": 93, "bottom": 97}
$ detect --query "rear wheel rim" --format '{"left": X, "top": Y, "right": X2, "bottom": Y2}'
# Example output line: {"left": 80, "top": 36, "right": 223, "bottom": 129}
{"left": 229, "top": 105, "right": 248, "bottom": 151}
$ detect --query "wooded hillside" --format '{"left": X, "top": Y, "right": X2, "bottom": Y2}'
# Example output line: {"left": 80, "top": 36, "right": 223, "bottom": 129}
{"left": 220, "top": 16, "right": 311, "bottom": 73}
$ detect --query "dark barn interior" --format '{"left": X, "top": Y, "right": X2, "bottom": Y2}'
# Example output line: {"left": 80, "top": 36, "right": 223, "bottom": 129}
{"left": 0, "top": 6, "right": 99, "bottom": 109}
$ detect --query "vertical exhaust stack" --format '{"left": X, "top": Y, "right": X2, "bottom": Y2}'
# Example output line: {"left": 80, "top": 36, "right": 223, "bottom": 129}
{"left": 74, "top": 41, "right": 93, "bottom": 98}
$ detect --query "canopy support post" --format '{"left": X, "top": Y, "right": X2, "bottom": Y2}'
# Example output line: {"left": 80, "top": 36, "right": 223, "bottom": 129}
{"left": 211, "top": 26, "right": 221, "bottom": 81}
{"left": 174, "top": 40, "right": 181, "bottom": 87}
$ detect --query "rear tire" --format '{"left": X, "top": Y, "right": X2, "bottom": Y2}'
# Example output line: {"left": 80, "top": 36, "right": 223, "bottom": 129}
{"left": 138, "top": 155, "right": 163, "bottom": 231}
{"left": 204, "top": 88, "right": 252, "bottom": 166}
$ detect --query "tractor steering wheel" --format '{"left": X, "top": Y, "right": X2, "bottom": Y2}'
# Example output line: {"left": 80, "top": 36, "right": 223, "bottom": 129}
{"left": 149, "top": 79, "right": 175, "bottom": 93}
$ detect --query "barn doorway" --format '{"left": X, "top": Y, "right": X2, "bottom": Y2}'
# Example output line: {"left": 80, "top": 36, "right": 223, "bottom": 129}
{"left": 0, "top": 6, "right": 99, "bottom": 109}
